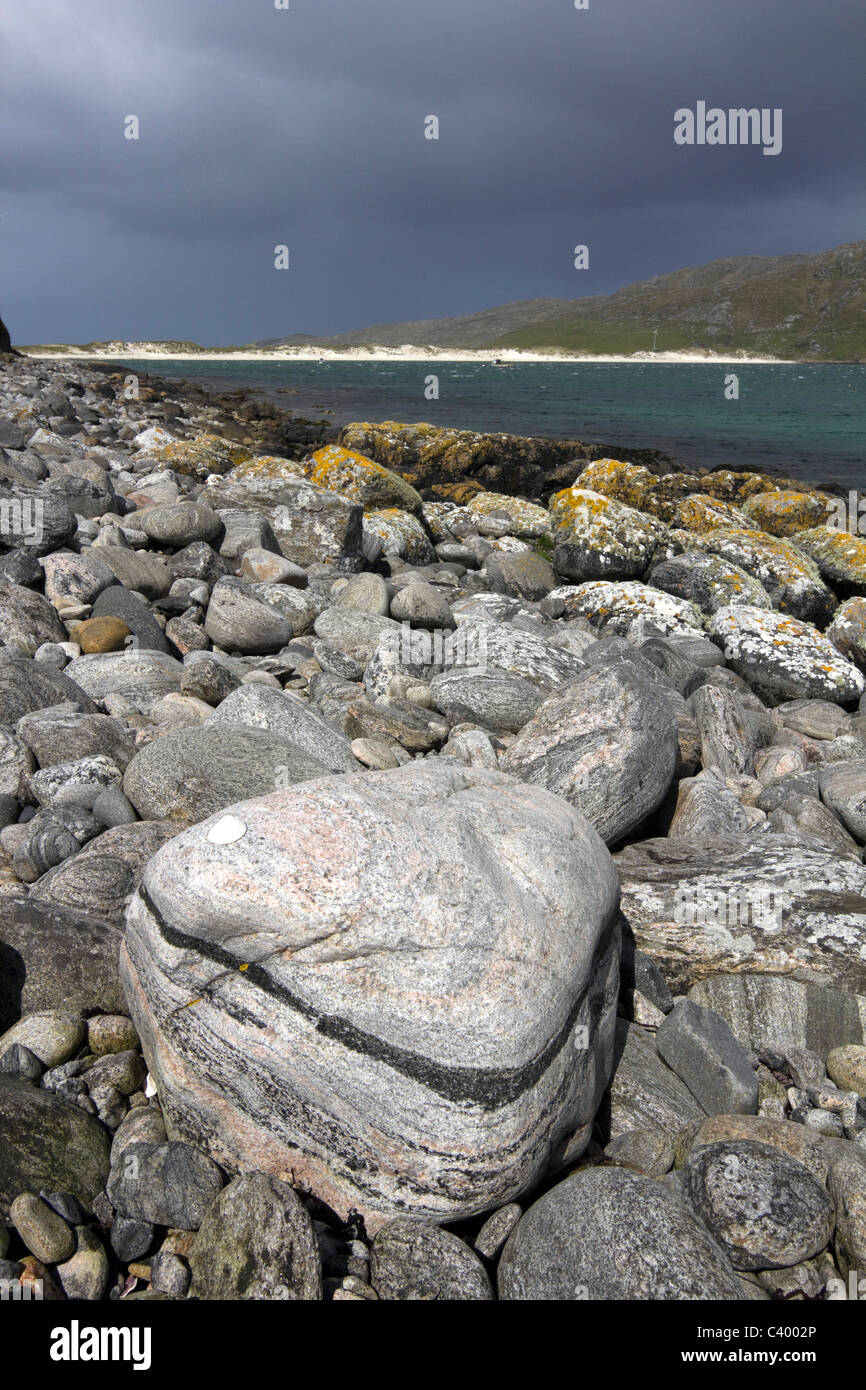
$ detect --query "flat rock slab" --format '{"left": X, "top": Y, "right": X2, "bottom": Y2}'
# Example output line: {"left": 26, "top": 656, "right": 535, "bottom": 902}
{"left": 656, "top": 1000, "right": 759, "bottom": 1116}
{"left": 616, "top": 833, "right": 866, "bottom": 995}
{"left": 602, "top": 1018, "right": 705, "bottom": 1140}
{"left": 120, "top": 762, "right": 621, "bottom": 1229}
{"left": 687, "top": 973, "right": 866, "bottom": 1056}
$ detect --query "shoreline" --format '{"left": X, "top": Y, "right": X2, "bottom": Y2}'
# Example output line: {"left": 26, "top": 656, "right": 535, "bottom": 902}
{"left": 23, "top": 345, "right": 799, "bottom": 365}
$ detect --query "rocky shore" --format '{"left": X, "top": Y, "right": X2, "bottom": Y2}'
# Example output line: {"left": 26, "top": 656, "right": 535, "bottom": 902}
{"left": 1, "top": 349, "right": 866, "bottom": 1302}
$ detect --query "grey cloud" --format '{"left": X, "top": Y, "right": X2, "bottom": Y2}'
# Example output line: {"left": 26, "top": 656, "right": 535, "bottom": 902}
{"left": 1, "top": 0, "right": 863, "bottom": 342}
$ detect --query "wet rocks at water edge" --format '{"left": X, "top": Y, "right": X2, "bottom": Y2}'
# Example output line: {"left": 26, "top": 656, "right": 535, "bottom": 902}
{"left": 1, "top": 351, "right": 866, "bottom": 1301}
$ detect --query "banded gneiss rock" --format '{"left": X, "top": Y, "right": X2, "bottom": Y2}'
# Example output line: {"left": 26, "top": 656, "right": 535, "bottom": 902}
{"left": 120, "top": 762, "right": 621, "bottom": 1229}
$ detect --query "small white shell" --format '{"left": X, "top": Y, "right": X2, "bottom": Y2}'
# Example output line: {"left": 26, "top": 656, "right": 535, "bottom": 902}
{"left": 207, "top": 814, "right": 247, "bottom": 845}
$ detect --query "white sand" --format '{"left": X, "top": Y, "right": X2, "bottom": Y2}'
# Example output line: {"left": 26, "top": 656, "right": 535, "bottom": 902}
{"left": 27, "top": 342, "right": 793, "bottom": 365}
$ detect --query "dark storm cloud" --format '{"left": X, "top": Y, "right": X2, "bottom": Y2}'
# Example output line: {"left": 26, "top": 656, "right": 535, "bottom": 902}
{"left": 2, "top": 0, "right": 864, "bottom": 343}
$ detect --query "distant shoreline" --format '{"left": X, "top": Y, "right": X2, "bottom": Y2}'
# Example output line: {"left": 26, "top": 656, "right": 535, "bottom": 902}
{"left": 23, "top": 345, "right": 798, "bottom": 365}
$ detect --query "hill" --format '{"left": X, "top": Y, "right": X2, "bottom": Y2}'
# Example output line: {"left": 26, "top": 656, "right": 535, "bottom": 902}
{"left": 299, "top": 241, "right": 865, "bottom": 359}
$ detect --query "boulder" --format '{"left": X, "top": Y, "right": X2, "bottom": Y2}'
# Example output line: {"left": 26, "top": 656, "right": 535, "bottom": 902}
{"left": 0, "top": 1076, "right": 111, "bottom": 1217}
{"left": 0, "top": 580, "right": 67, "bottom": 652}
{"left": 0, "top": 895, "right": 125, "bottom": 1032}
{"left": 65, "top": 650, "right": 184, "bottom": 713}
{"left": 819, "top": 760, "right": 866, "bottom": 842}
{"left": 549, "top": 580, "right": 704, "bottom": 638}
{"left": 742, "top": 491, "right": 830, "bottom": 537}
{"left": 710, "top": 606, "right": 864, "bottom": 705}
{"left": 120, "top": 762, "right": 621, "bottom": 1229}
{"left": 795, "top": 527, "right": 866, "bottom": 597}
{"left": 305, "top": 443, "right": 424, "bottom": 516}
{"left": 602, "top": 1018, "right": 704, "bottom": 1140}
{"left": 206, "top": 475, "right": 363, "bottom": 568}
{"left": 15, "top": 705, "right": 133, "bottom": 771}
{"left": 91, "top": 585, "right": 171, "bottom": 655}
{"left": 684, "top": 1140, "right": 835, "bottom": 1271}
{"left": 189, "top": 1172, "right": 321, "bottom": 1300}
{"left": 655, "top": 1000, "right": 759, "bottom": 1116}
{"left": 498, "top": 1167, "right": 743, "bottom": 1300}
{"left": 0, "top": 656, "right": 97, "bottom": 725}
{"left": 140, "top": 501, "right": 222, "bottom": 547}
{"left": 430, "top": 669, "right": 542, "bottom": 733}
{"left": 363, "top": 509, "right": 436, "bottom": 565}
{"left": 83, "top": 545, "right": 172, "bottom": 599}
{"left": 209, "top": 684, "right": 360, "bottom": 772}
{"left": 370, "top": 1220, "right": 493, "bottom": 1300}
{"left": 549, "top": 489, "right": 668, "bottom": 583}
{"left": 502, "top": 662, "right": 677, "bottom": 845}
{"left": 827, "top": 597, "right": 866, "bottom": 672}
{"left": 649, "top": 550, "right": 771, "bottom": 614}
{"left": 204, "top": 579, "right": 294, "bottom": 654}
{"left": 689, "top": 530, "right": 835, "bottom": 625}
{"left": 122, "top": 725, "right": 334, "bottom": 823}
{"left": 29, "top": 821, "right": 178, "bottom": 925}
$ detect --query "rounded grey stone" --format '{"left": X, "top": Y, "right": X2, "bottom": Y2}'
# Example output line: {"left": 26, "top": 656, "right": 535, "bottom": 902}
{"left": 499, "top": 1166, "right": 743, "bottom": 1300}
{"left": 189, "top": 1172, "right": 321, "bottom": 1300}
{"left": 684, "top": 1140, "right": 836, "bottom": 1271}
{"left": 371, "top": 1220, "right": 493, "bottom": 1300}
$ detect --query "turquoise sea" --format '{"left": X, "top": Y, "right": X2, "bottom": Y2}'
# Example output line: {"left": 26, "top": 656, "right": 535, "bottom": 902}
{"left": 115, "top": 359, "right": 865, "bottom": 490}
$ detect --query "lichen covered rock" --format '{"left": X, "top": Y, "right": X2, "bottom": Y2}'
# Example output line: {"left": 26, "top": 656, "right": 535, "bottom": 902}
{"left": 549, "top": 580, "right": 704, "bottom": 637}
{"left": 362, "top": 508, "right": 436, "bottom": 565}
{"left": 710, "top": 605, "right": 864, "bottom": 705}
{"left": 794, "top": 527, "right": 866, "bottom": 597}
{"left": 743, "top": 490, "right": 831, "bottom": 537}
{"left": 306, "top": 444, "right": 424, "bottom": 517}
{"left": 687, "top": 529, "right": 835, "bottom": 625}
{"left": 549, "top": 489, "right": 669, "bottom": 583}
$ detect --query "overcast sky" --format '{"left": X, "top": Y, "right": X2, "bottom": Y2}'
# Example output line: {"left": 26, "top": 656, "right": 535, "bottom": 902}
{"left": 2, "top": 0, "right": 864, "bottom": 344}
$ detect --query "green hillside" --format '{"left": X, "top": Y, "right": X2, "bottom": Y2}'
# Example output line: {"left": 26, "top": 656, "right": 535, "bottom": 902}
{"left": 488, "top": 242, "right": 866, "bottom": 359}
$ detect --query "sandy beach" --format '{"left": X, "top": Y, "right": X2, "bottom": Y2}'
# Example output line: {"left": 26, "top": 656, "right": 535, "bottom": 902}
{"left": 25, "top": 343, "right": 794, "bottom": 365}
